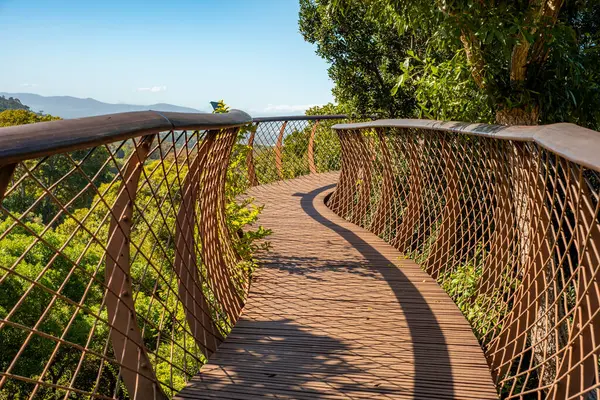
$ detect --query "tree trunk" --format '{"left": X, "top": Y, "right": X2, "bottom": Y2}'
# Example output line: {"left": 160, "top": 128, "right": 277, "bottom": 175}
{"left": 495, "top": 0, "right": 567, "bottom": 387}
{"left": 460, "top": 30, "right": 485, "bottom": 89}
{"left": 495, "top": 106, "right": 539, "bottom": 126}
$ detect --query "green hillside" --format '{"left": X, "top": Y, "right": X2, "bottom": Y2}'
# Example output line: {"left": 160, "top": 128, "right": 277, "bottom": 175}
{"left": 0, "top": 95, "right": 30, "bottom": 112}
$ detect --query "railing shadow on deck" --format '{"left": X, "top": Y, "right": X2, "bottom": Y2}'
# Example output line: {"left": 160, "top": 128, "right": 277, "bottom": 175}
{"left": 292, "top": 183, "right": 456, "bottom": 399}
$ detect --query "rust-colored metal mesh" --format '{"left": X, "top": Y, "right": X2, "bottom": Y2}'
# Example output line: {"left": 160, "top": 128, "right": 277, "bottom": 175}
{"left": 243, "top": 118, "right": 346, "bottom": 187}
{"left": 0, "top": 128, "right": 249, "bottom": 399}
{"left": 328, "top": 126, "right": 600, "bottom": 399}
{"left": 0, "top": 115, "right": 351, "bottom": 399}
{"left": 12, "top": 113, "right": 600, "bottom": 399}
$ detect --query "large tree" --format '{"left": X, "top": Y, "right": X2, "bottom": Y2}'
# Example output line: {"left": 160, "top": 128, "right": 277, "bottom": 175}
{"left": 299, "top": 0, "right": 418, "bottom": 118}
{"left": 301, "top": 0, "right": 600, "bottom": 127}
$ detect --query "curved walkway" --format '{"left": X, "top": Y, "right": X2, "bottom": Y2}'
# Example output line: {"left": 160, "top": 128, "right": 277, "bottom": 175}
{"left": 177, "top": 174, "right": 497, "bottom": 399}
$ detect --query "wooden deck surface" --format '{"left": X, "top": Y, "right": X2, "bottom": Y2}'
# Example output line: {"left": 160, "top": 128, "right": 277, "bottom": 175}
{"left": 177, "top": 173, "right": 497, "bottom": 399}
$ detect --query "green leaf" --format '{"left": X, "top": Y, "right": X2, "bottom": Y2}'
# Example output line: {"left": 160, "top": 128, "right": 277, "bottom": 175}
{"left": 567, "top": 89, "right": 577, "bottom": 107}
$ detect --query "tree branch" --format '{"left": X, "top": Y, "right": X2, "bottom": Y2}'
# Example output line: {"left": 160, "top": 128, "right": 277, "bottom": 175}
{"left": 530, "top": 0, "right": 564, "bottom": 64}
{"left": 510, "top": 0, "right": 564, "bottom": 84}
{"left": 460, "top": 30, "right": 486, "bottom": 89}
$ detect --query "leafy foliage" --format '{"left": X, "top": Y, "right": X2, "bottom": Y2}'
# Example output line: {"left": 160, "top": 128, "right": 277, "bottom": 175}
{"left": 299, "top": 0, "right": 417, "bottom": 118}
{"left": 395, "top": 49, "right": 495, "bottom": 122}
{"left": 439, "top": 245, "right": 511, "bottom": 341}
{"left": 0, "top": 109, "right": 59, "bottom": 127}
{"left": 302, "top": 0, "right": 600, "bottom": 127}
{"left": 305, "top": 104, "right": 344, "bottom": 172}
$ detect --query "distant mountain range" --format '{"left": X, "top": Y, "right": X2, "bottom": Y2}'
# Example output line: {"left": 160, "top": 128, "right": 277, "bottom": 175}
{"left": 0, "top": 92, "right": 204, "bottom": 119}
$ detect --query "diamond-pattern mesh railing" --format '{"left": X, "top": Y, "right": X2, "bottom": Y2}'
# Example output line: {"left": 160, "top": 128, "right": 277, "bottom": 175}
{"left": 243, "top": 116, "right": 350, "bottom": 187}
{"left": 328, "top": 120, "right": 600, "bottom": 399}
{"left": 0, "top": 112, "right": 352, "bottom": 399}
{"left": 5, "top": 110, "right": 600, "bottom": 399}
{"left": 0, "top": 111, "right": 254, "bottom": 399}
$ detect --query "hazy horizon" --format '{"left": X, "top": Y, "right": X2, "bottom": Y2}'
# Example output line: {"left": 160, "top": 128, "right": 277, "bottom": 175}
{"left": 1, "top": 91, "right": 323, "bottom": 118}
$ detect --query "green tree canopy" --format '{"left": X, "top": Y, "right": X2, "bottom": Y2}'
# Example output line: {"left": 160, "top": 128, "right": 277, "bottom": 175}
{"left": 0, "top": 109, "right": 59, "bottom": 127}
{"left": 299, "top": 0, "right": 417, "bottom": 118}
{"left": 300, "top": 0, "right": 600, "bottom": 127}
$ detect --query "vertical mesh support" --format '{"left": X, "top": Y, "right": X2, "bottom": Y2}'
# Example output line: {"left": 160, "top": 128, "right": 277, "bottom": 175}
{"left": 103, "top": 134, "right": 165, "bottom": 400}
{"left": 478, "top": 140, "right": 516, "bottom": 296}
{"left": 423, "top": 133, "right": 461, "bottom": 280}
{"left": 173, "top": 134, "right": 223, "bottom": 357}
{"left": 307, "top": 120, "right": 320, "bottom": 175}
{"left": 274, "top": 122, "right": 288, "bottom": 180}
{"left": 392, "top": 132, "right": 424, "bottom": 253}
{"left": 368, "top": 128, "right": 394, "bottom": 236}
{"left": 198, "top": 130, "right": 243, "bottom": 324}
{"left": 327, "top": 126, "right": 600, "bottom": 399}
{"left": 326, "top": 128, "right": 353, "bottom": 217}
{"left": 551, "top": 167, "right": 600, "bottom": 398}
{"left": 245, "top": 124, "right": 259, "bottom": 187}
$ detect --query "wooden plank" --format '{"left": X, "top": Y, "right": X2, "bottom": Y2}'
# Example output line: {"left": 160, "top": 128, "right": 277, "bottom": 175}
{"left": 176, "top": 173, "right": 497, "bottom": 400}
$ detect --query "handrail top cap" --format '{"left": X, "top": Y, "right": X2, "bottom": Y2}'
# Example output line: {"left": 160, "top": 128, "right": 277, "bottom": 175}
{"left": 333, "top": 118, "right": 600, "bottom": 173}
{"left": 332, "top": 118, "right": 542, "bottom": 140}
{"left": 252, "top": 115, "right": 349, "bottom": 122}
{"left": 0, "top": 109, "right": 252, "bottom": 165}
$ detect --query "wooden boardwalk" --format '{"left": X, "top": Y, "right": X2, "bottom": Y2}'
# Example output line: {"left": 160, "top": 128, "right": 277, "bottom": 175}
{"left": 177, "top": 174, "right": 497, "bottom": 399}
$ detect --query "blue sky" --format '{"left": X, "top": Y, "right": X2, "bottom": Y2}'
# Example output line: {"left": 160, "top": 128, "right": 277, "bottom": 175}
{"left": 0, "top": 0, "right": 334, "bottom": 115}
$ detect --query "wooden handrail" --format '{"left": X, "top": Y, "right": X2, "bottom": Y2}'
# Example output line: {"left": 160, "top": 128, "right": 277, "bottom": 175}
{"left": 333, "top": 119, "right": 600, "bottom": 172}
{"left": 0, "top": 109, "right": 252, "bottom": 165}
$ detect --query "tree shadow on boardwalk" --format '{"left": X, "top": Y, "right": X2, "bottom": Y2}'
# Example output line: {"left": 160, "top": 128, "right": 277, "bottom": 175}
{"left": 258, "top": 256, "right": 381, "bottom": 281}
{"left": 178, "top": 318, "right": 413, "bottom": 399}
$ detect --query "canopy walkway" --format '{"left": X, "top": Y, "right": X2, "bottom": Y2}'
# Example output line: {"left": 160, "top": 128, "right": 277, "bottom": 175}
{"left": 1, "top": 112, "right": 600, "bottom": 400}
{"left": 177, "top": 174, "right": 496, "bottom": 399}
